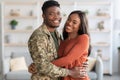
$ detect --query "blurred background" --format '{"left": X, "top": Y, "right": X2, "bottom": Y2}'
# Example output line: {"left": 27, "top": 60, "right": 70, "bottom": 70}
{"left": 0, "top": 0, "right": 120, "bottom": 80}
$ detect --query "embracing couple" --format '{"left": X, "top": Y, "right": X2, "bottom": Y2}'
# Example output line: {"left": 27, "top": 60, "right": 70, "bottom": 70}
{"left": 28, "top": 0, "right": 91, "bottom": 80}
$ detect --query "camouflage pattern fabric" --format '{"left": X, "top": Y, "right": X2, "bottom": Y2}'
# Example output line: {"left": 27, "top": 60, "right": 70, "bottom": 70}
{"left": 28, "top": 24, "right": 68, "bottom": 80}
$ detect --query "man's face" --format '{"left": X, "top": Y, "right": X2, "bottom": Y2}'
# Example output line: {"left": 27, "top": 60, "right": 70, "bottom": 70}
{"left": 43, "top": 6, "right": 62, "bottom": 28}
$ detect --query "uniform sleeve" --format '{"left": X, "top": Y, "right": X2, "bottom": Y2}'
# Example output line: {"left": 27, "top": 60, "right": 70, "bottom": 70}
{"left": 52, "top": 34, "right": 89, "bottom": 67}
{"left": 28, "top": 34, "right": 69, "bottom": 78}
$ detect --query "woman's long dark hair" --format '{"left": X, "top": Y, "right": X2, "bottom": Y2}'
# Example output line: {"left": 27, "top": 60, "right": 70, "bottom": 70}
{"left": 63, "top": 10, "right": 91, "bottom": 56}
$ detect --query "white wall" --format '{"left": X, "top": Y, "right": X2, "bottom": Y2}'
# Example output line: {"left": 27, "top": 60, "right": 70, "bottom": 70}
{"left": 0, "top": 3, "right": 2, "bottom": 74}
{"left": 112, "top": 0, "right": 120, "bottom": 73}
{"left": 0, "top": 0, "right": 38, "bottom": 1}
{"left": 114, "top": 0, "right": 120, "bottom": 19}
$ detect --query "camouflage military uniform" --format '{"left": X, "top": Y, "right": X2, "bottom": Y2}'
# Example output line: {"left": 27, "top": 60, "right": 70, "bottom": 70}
{"left": 28, "top": 24, "right": 69, "bottom": 80}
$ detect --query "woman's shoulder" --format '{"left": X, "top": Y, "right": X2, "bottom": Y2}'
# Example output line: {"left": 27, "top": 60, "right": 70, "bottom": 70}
{"left": 77, "top": 34, "right": 89, "bottom": 40}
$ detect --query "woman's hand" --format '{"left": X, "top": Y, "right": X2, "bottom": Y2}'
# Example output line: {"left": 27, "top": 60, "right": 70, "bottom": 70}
{"left": 28, "top": 63, "right": 37, "bottom": 74}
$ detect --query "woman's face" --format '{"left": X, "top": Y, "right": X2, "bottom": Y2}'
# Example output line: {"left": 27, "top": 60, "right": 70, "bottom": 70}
{"left": 65, "top": 13, "right": 80, "bottom": 33}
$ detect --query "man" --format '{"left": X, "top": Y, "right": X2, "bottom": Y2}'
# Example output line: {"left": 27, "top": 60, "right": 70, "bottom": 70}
{"left": 28, "top": 0, "right": 87, "bottom": 80}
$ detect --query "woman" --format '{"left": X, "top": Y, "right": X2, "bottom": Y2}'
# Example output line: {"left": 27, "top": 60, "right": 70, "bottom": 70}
{"left": 29, "top": 10, "right": 91, "bottom": 80}
{"left": 52, "top": 10, "right": 90, "bottom": 80}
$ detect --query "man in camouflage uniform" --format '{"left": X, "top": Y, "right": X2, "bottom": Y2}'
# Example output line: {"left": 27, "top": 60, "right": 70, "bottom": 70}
{"left": 28, "top": 0, "right": 86, "bottom": 80}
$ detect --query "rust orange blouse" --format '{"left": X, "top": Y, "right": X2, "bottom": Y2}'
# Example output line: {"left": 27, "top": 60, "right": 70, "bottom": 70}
{"left": 52, "top": 34, "right": 90, "bottom": 80}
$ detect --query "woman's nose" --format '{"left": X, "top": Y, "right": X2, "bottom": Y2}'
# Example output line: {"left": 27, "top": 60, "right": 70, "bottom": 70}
{"left": 67, "top": 21, "right": 72, "bottom": 26}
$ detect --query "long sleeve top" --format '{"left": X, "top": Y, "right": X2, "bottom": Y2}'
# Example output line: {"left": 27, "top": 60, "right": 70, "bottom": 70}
{"left": 28, "top": 24, "right": 69, "bottom": 80}
{"left": 52, "top": 34, "right": 90, "bottom": 80}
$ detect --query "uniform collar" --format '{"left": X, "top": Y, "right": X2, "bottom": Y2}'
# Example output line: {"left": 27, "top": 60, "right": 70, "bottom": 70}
{"left": 40, "top": 23, "right": 61, "bottom": 39}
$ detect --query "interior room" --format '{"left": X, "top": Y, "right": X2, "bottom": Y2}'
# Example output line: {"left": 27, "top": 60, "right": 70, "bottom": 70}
{"left": 0, "top": 0, "right": 120, "bottom": 80}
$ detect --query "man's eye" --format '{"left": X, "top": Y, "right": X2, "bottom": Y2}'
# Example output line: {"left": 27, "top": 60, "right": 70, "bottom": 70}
{"left": 57, "top": 12, "right": 61, "bottom": 16}
{"left": 49, "top": 13, "right": 54, "bottom": 15}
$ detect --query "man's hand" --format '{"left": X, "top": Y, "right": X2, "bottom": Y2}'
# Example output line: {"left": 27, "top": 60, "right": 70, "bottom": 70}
{"left": 28, "top": 63, "right": 37, "bottom": 74}
{"left": 82, "top": 62, "right": 88, "bottom": 69}
{"left": 68, "top": 67, "right": 87, "bottom": 78}
{"left": 68, "top": 62, "right": 88, "bottom": 78}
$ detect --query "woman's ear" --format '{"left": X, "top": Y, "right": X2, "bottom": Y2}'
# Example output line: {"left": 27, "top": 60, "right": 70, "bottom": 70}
{"left": 42, "top": 14, "right": 45, "bottom": 19}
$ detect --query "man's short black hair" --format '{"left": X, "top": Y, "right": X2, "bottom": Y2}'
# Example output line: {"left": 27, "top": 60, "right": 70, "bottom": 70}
{"left": 42, "top": 0, "right": 60, "bottom": 14}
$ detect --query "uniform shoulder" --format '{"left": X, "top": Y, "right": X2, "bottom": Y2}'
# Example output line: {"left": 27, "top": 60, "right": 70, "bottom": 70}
{"left": 31, "top": 27, "right": 45, "bottom": 37}
{"left": 28, "top": 27, "right": 46, "bottom": 41}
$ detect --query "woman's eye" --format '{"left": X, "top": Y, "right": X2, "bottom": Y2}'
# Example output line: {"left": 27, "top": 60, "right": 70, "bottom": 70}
{"left": 73, "top": 22, "right": 77, "bottom": 24}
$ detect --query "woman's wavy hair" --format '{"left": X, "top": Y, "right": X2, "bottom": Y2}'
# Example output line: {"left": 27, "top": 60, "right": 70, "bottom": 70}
{"left": 63, "top": 10, "right": 91, "bottom": 56}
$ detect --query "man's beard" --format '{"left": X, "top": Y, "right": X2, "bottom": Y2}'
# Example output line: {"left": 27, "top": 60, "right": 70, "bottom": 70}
{"left": 44, "top": 20, "right": 60, "bottom": 28}
{"left": 49, "top": 25, "right": 59, "bottom": 28}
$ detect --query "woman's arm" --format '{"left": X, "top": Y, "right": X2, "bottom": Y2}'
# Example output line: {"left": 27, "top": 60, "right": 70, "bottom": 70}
{"left": 52, "top": 34, "right": 89, "bottom": 67}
